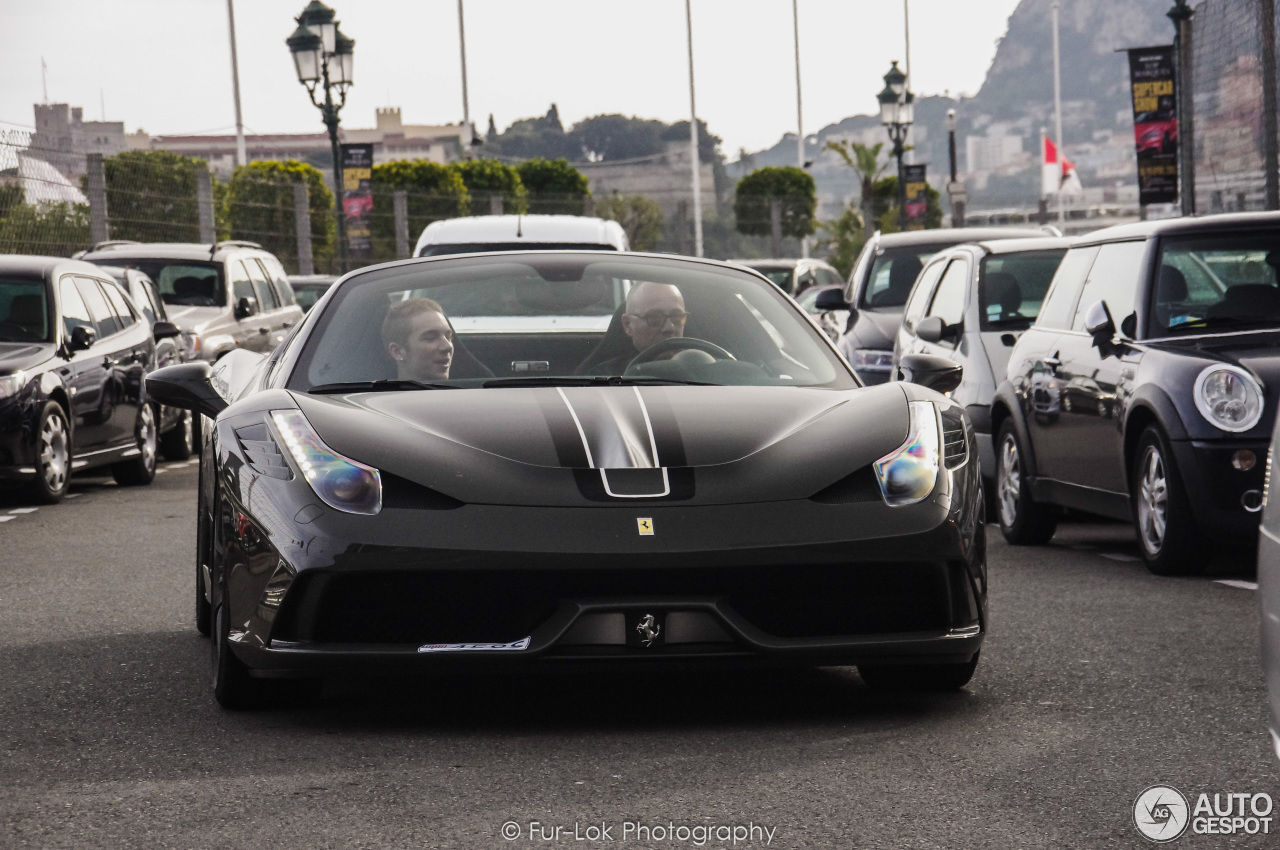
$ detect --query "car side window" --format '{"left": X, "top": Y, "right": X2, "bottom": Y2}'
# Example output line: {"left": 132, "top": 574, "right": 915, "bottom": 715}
{"left": 1071, "top": 241, "right": 1147, "bottom": 332}
{"left": 102, "top": 281, "right": 137, "bottom": 328}
{"left": 230, "top": 261, "right": 256, "bottom": 308}
{"left": 927, "top": 260, "right": 969, "bottom": 330}
{"left": 818, "top": 268, "right": 844, "bottom": 287}
{"left": 75, "top": 276, "right": 119, "bottom": 338}
{"left": 139, "top": 281, "right": 165, "bottom": 323}
{"left": 261, "top": 257, "right": 297, "bottom": 306}
{"left": 1036, "top": 245, "right": 1099, "bottom": 330}
{"left": 245, "top": 258, "right": 279, "bottom": 310}
{"left": 59, "top": 276, "right": 93, "bottom": 339}
{"left": 903, "top": 259, "right": 947, "bottom": 329}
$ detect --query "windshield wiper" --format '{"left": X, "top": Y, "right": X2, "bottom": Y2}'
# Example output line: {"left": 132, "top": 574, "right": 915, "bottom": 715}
{"left": 307, "top": 379, "right": 457, "bottom": 394}
{"left": 1166, "top": 316, "right": 1280, "bottom": 333}
{"left": 482, "top": 375, "right": 716, "bottom": 388}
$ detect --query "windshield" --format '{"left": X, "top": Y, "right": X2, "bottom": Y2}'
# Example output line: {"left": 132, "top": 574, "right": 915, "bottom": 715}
{"left": 104, "top": 259, "right": 225, "bottom": 307}
{"left": 418, "top": 242, "right": 619, "bottom": 257}
{"left": 860, "top": 245, "right": 945, "bottom": 308}
{"left": 288, "top": 255, "right": 855, "bottom": 392}
{"left": 0, "top": 276, "right": 52, "bottom": 343}
{"left": 746, "top": 267, "right": 794, "bottom": 290}
{"left": 1154, "top": 232, "right": 1280, "bottom": 334}
{"left": 978, "top": 250, "right": 1068, "bottom": 330}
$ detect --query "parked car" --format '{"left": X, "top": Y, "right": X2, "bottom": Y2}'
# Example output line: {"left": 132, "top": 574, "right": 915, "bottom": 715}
{"left": 287, "top": 274, "right": 337, "bottom": 313}
{"left": 796, "top": 284, "right": 849, "bottom": 343}
{"left": 79, "top": 240, "right": 303, "bottom": 363}
{"left": 891, "top": 237, "right": 1072, "bottom": 484}
{"left": 0, "top": 256, "right": 181, "bottom": 501}
{"left": 827, "top": 226, "right": 1058, "bottom": 384}
{"left": 991, "top": 211, "right": 1280, "bottom": 575}
{"left": 96, "top": 264, "right": 194, "bottom": 460}
{"left": 147, "top": 250, "right": 985, "bottom": 708}
{"left": 414, "top": 215, "right": 629, "bottom": 257}
{"left": 729, "top": 258, "right": 845, "bottom": 296}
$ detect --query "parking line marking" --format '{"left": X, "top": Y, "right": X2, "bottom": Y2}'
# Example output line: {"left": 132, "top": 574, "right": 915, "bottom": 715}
{"left": 65, "top": 493, "right": 81, "bottom": 499}
{"left": 0, "top": 516, "right": 14, "bottom": 522}
{"left": 155, "top": 469, "right": 166, "bottom": 474}
{"left": 9, "top": 508, "right": 38, "bottom": 514}
{"left": 1100, "top": 553, "right": 1141, "bottom": 562}
{"left": 1215, "top": 579, "right": 1259, "bottom": 591}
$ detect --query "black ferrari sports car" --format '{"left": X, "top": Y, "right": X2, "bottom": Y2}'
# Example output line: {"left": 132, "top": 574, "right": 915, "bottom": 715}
{"left": 147, "top": 251, "right": 987, "bottom": 708}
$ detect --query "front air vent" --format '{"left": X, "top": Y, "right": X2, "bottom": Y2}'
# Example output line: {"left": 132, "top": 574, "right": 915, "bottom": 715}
{"left": 234, "top": 422, "right": 293, "bottom": 480}
{"left": 809, "top": 465, "right": 881, "bottom": 504}
{"left": 940, "top": 407, "right": 968, "bottom": 469}
{"left": 381, "top": 472, "right": 465, "bottom": 510}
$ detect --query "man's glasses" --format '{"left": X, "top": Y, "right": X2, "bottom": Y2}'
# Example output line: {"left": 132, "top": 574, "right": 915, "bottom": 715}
{"left": 628, "top": 310, "right": 690, "bottom": 329}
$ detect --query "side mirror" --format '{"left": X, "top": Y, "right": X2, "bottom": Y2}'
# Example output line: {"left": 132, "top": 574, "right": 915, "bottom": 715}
{"left": 235, "top": 296, "right": 258, "bottom": 320}
{"left": 69, "top": 325, "right": 97, "bottom": 352}
{"left": 897, "top": 353, "right": 963, "bottom": 394}
{"left": 152, "top": 320, "right": 182, "bottom": 341}
{"left": 145, "top": 361, "right": 228, "bottom": 420}
{"left": 1083, "top": 300, "right": 1115, "bottom": 345}
{"left": 916, "top": 316, "right": 945, "bottom": 343}
{"left": 814, "top": 288, "right": 852, "bottom": 312}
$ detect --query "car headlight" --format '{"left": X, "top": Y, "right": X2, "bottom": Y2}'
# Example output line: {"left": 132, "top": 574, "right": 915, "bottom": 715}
{"left": 852, "top": 349, "right": 895, "bottom": 373}
{"left": 181, "top": 331, "right": 201, "bottom": 360}
{"left": 873, "top": 400, "right": 940, "bottom": 507}
{"left": 0, "top": 371, "right": 26, "bottom": 400}
{"left": 1194, "top": 364, "right": 1264, "bottom": 433}
{"left": 270, "top": 409, "right": 382, "bottom": 515}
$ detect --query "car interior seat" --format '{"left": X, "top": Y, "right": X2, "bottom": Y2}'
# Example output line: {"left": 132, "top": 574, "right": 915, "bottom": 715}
{"left": 982, "top": 272, "right": 1023, "bottom": 323}
{"left": 1154, "top": 265, "right": 1189, "bottom": 331}
{"left": 172, "top": 275, "right": 217, "bottom": 307}
{"left": 1210, "top": 283, "right": 1280, "bottom": 321}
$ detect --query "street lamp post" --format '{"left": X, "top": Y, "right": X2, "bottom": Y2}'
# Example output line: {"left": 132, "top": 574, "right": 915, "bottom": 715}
{"left": 946, "top": 108, "right": 966, "bottom": 227}
{"left": 877, "top": 61, "right": 913, "bottom": 232}
{"left": 287, "top": 1, "right": 354, "bottom": 273}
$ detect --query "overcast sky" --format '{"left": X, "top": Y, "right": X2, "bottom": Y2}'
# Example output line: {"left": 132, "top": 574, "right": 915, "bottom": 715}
{"left": 1, "top": 0, "right": 1021, "bottom": 159}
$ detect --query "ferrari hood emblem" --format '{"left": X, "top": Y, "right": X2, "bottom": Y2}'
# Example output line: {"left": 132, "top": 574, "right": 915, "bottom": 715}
{"left": 637, "top": 517, "right": 654, "bottom": 535}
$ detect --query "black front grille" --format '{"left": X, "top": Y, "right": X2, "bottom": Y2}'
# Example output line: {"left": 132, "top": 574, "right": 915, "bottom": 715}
{"left": 273, "top": 561, "right": 958, "bottom": 645}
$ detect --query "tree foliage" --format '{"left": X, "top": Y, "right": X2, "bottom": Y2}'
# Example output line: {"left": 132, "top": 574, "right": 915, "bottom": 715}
{"left": 0, "top": 201, "right": 90, "bottom": 257}
{"left": 824, "top": 140, "right": 887, "bottom": 238}
{"left": 101, "top": 150, "right": 207, "bottom": 243}
{"left": 817, "top": 202, "right": 866, "bottom": 278}
{"left": 452, "top": 158, "right": 527, "bottom": 215}
{"left": 371, "top": 160, "right": 469, "bottom": 259}
{"left": 517, "top": 158, "right": 590, "bottom": 215}
{"left": 733, "top": 166, "right": 817, "bottom": 240}
{"left": 568, "top": 114, "right": 667, "bottom": 162}
{"left": 593, "top": 194, "right": 664, "bottom": 251}
{"left": 223, "top": 160, "right": 336, "bottom": 273}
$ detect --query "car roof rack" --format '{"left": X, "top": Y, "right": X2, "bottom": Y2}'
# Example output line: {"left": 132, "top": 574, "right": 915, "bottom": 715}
{"left": 211, "top": 240, "right": 263, "bottom": 257}
{"left": 90, "top": 239, "right": 140, "bottom": 251}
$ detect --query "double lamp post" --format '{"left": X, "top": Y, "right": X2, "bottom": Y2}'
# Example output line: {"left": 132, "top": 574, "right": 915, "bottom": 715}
{"left": 286, "top": 1, "right": 355, "bottom": 273}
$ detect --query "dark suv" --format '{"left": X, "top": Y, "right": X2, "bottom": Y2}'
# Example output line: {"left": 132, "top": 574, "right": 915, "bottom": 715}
{"left": 80, "top": 241, "right": 303, "bottom": 363}
{"left": 992, "top": 212, "right": 1280, "bottom": 575}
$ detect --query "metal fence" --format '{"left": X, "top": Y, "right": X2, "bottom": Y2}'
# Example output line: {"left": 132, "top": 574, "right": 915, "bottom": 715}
{"left": 1191, "top": 0, "right": 1280, "bottom": 211}
{"left": 0, "top": 128, "right": 798, "bottom": 271}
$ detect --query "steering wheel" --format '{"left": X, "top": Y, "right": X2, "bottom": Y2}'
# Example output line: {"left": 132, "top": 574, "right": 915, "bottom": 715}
{"left": 624, "top": 337, "right": 735, "bottom": 373}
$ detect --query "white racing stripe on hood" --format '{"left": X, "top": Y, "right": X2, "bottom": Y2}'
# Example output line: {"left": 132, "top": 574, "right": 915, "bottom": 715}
{"left": 557, "top": 386, "right": 660, "bottom": 469}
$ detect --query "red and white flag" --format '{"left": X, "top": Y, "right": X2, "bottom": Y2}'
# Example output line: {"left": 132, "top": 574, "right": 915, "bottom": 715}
{"left": 1043, "top": 135, "right": 1083, "bottom": 196}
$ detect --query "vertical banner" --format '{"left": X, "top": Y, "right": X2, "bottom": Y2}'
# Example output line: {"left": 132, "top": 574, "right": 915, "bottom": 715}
{"left": 902, "top": 164, "right": 928, "bottom": 231}
{"left": 340, "top": 143, "right": 374, "bottom": 260}
{"left": 1127, "top": 46, "right": 1179, "bottom": 205}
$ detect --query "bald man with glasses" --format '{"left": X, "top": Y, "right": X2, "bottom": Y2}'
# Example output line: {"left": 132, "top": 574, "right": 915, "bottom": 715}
{"left": 590, "top": 281, "right": 691, "bottom": 374}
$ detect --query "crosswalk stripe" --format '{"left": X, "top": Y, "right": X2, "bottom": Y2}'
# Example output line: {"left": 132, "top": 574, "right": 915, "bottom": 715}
{"left": 9, "top": 507, "right": 38, "bottom": 515}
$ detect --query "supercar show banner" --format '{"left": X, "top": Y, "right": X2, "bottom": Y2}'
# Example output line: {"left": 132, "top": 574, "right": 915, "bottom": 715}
{"left": 1127, "top": 46, "right": 1179, "bottom": 205}
{"left": 902, "top": 164, "right": 928, "bottom": 231}
{"left": 340, "top": 143, "right": 374, "bottom": 258}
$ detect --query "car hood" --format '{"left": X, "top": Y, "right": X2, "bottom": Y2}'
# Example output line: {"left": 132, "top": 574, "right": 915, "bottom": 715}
{"left": 165, "top": 305, "right": 225, "bottom": 332}
{"left": 290, "top": 384, "right": 911, "bottom": 507}
{"left": 1152, "top": 330, "right": 1280, "bottom": 386}
{"left": 0, "top": 342, "right": 55, "bottom": 374}
{"left": 843, "top": 307, "right": 902, "bottom": 352}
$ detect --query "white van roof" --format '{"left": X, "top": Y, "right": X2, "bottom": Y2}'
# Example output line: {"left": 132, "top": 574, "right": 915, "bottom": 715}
{"left": 413, "top": 215, "right": 629, "bottom": 256}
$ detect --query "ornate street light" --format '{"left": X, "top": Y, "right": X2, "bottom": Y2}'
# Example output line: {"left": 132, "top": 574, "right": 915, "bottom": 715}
{"left": 878, "top": 61, "right": 913, "bottom": 231}
{"left": 287, "top": 1, "right": 354, "bottom": 272}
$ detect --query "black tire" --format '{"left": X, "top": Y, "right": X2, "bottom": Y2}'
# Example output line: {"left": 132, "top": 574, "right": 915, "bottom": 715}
{"left": 212, "top": 601, "right": 265, "bottom": 709}
{"left": 111, "top": 403, "right": 158, "bottom": 486}
{"left": 160, "top": 409, "right": 193, "bottom": 461}
{"left": 1132, "top": 425, "right": 1205, "bottom": 576}
{"left": 994, "top": 419, "right": 1057, "bottom": 545}
{"left": 859, "top": 653, "right": 980, "bottom": 692}
{"left": 26, "top": 401, "right": 72, "bottom": 504}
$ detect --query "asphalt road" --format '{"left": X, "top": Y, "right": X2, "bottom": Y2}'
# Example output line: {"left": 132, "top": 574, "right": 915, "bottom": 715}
{"left": 0, "top": 464, "right": 1276, "bottom": 849}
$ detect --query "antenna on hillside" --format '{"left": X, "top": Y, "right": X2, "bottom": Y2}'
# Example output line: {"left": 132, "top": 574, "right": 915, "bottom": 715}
{"left": 41, "top": 58, "right": 48, "bottom": 104}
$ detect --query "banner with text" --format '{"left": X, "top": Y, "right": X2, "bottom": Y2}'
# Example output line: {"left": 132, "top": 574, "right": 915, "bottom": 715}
{"left": 1127, "top": 46, "right": 1179, "bottom": 205}
{"left": 903, "top": 164, "right": 928, "bottom": 231}
{"left": 340, "top": 143, "right": 374, "bottom": 259}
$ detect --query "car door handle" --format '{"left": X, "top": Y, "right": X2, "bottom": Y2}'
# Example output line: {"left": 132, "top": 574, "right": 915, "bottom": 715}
{"left": 282, "top": 321, "right": 294, "bottom": 328}
{"left": 102, "top": 356, "right": 113, "bottom": 367}
{"left": 257, "top": 327, "right": 270, "bottom": 334}
{"left": 1043, "top": 354, "right": 1062, "bottom": 371}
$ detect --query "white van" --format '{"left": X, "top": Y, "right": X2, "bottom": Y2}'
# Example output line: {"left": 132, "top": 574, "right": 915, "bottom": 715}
{"left": 413, "top": 215, "right": 630, "bottom": 257}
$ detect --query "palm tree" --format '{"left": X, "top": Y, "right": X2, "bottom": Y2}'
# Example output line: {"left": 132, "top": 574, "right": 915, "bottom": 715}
{"left": 824, "top": 140, "right": 888, "bottom": 238}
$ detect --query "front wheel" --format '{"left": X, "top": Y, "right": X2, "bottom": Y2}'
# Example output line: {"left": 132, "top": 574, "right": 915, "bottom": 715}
{"left": 27, "top": 401, "right": 71, "bottom": 504}
{"left": 160, "top": 409, "right": 193, "bottom": 461}
{"left": 1132, "top": 426, "right": 1204, "bottom": 576}
{"left": 995, "top": 420, "right": 1057, "bottom": 544}
{"left": 112, "top": 404, "right": 158, "bottom": 486}
{"left": 859, "top": 653, "right": 980, "bottom": 691}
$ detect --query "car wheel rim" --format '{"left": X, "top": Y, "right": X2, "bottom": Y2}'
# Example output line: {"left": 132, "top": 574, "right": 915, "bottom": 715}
{"left": 998, "top": 433, "right": 1020, "bottom": 527}
{"left": 139, "top": 406, "right": 157, "bottom": 471}
{"left": 1137, "top": 445, "right": 1168, "bottom": 554}
{"left": 40, "top": 413, "right": 68, "bottom": 492}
